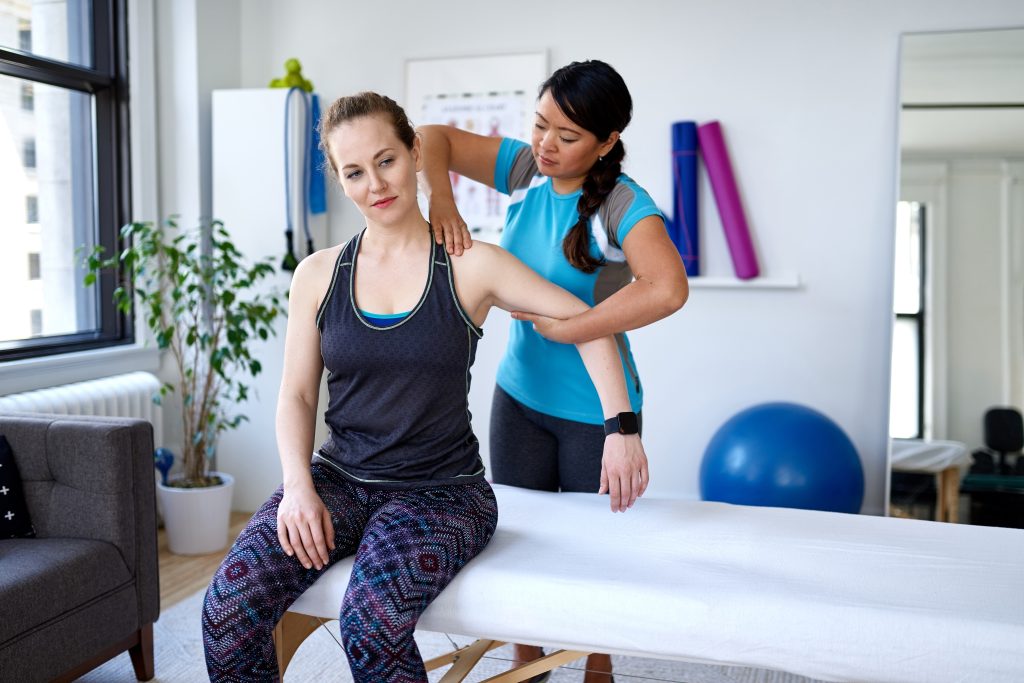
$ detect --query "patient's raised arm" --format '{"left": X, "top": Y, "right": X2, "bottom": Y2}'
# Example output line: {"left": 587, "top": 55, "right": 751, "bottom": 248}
{"left": 453, "top": 242, "right": 650, "bottom": 511}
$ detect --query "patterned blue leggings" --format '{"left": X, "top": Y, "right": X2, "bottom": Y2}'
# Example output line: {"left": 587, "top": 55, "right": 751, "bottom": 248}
{"left": 202, "top": 463, "right": 498, "bottom": 682}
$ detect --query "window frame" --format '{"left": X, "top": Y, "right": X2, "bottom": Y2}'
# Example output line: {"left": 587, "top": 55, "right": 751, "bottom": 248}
{"left": 0, "top": 0, "right": 133, "bottom": 361}
{"left": 892, "top": 202, "right": 927, "bottom": 439}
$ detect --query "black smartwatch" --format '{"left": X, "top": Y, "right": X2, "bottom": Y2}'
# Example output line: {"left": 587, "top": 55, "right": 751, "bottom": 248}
{"left": 603, "top": 411, "right": 639, "bottom": 437}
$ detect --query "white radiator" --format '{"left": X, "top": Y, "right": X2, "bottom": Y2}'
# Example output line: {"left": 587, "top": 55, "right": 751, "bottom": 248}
{"left": 0, "top": 371, "right": 164, "bottom": 448}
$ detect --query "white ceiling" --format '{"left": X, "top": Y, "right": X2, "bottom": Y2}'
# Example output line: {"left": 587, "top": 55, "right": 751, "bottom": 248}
{"left": 900, "top": 27, "right": 1024, "bottom": 155}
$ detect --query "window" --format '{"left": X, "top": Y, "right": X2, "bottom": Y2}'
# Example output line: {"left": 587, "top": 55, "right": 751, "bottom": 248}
{"left": 6, "top": 12, "right": 93, "bottom": 68}
{"left": 22, "top": 138, "right": 35, "bottom": 169}
{"left": 890, "top": 201, "right": 926, "bottom": 438}
{"left": 0, "top": 0, "right": 132, "bottom": 360}
{"left": 25, "top": 195, "right": 37, "bottom": 224}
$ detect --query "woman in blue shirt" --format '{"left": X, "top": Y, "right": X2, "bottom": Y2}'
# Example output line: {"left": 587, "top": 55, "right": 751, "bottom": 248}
{"left": 419, "top": 59, "right": 688, "bottom": 683}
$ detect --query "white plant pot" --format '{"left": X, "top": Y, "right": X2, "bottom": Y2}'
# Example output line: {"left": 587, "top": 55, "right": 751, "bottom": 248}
{"left": 157, "top": 472, "right": 235, "bottom": 555}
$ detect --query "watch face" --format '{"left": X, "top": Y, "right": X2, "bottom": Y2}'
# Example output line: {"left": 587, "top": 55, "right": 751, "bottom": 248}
{"left": 618, "top": 412, "right": 639, "bottom": 434}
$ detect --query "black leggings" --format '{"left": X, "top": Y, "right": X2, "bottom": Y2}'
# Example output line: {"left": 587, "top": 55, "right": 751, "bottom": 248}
{"left": 489, "top": 386, "right": 641, "bottom": 493}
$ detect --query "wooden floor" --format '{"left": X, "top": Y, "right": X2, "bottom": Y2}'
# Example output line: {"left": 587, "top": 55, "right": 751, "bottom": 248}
{"left": 158, "top": 510, "right": 252, "bottom": 610}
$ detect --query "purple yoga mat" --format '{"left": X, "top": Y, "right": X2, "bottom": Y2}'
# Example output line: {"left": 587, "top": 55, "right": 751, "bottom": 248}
{"left": 697, "top": 121, "right": 760, "bottom": 279}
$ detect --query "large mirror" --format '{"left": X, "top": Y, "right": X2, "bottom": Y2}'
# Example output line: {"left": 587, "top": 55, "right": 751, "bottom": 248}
{"left": 890, "top": 28, "right": 1024, "bottom": 521}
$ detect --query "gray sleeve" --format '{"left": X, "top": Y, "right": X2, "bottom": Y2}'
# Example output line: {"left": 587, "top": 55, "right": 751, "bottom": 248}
{"left": 596, "top": 183, "right": 636, "bottom": 248}
{"left": 506, "top": 144, "right": 537, "bottom": 192}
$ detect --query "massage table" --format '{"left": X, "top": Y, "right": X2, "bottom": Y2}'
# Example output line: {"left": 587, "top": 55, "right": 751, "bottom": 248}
{"left": 276, "top": 484, "right": 1024, "bottom": 682}
{"left": 891, "top": 438, "right": 972, "bottom": 523}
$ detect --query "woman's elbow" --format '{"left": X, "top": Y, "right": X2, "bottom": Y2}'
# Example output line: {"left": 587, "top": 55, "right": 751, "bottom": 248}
{"left": 418, "top": 123, "right": 453, "bottom": 140}
{"left": 662, "top": 278, "right": 689, "bottom": 315}
{"left": 277, "top": 385, "right": 319, "bottom": 415}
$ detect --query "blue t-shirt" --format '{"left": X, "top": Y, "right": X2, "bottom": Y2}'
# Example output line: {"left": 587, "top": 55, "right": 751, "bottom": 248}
{"left": 493, "top": 138, "right": 662, "bottom": 424}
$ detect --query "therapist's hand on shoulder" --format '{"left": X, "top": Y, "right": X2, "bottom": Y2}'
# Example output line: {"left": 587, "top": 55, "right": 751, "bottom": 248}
{"left": 428, "top": 193, "right": 473, "bottom": 256}
{"left": 599, "top": 433, "right": 649, "bottom": 512}
{"left": 277, "top": 483, "right": 335, "bottom": 571}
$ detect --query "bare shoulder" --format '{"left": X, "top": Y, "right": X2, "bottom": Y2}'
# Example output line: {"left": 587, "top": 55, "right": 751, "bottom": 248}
{"left": 447, "top": 241, "right": 515, "bottom": 311}
{"left": 449, "top": 240, "right": 511, "bottom": 271}
{"left": 290, "top": 244, "right": 345, "bottom": 310}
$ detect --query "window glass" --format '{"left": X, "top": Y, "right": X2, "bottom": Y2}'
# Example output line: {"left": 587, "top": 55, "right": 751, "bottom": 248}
{"left": 1, "top": 1, "right": 93, "bottom": 69}
{"left": 0, "top": 72, "right": 98, "bottom": 344}
{"left": 893, "top": 201, "right": 922, "bottom": 315}
{"left": 890, "top": 317, "right": 921, "bottom": 439}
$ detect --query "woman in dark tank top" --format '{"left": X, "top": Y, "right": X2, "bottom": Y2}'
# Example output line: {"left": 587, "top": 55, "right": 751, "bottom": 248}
{"left": 201, "top": 91, "right": 649, "bottom": 682}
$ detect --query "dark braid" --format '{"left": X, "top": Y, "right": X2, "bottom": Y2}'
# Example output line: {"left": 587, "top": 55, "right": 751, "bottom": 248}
{"left": 541, "top": 60, "right": 633, "bottom": 273}
{"left": 565, "top": 139, "right": 626, "bottom": 272}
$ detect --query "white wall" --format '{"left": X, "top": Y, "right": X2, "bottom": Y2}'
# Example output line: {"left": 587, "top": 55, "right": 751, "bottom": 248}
{"left": 211, "top": 89, "right": 330, "bottom": 511}
{"left": 154, "top": 0, "right": 243, "bottom": 226}
{"left": 902, "top": 158, "right": 1024, "bottom": 447}
{"left": 162, "top": 0, "right": 1024, "bottom": 514}
{"left": 154, "top": 0, "right": 201, "bottom": 226}
{"left": 946, "top": 162, "right": 1020, "bottom": 445}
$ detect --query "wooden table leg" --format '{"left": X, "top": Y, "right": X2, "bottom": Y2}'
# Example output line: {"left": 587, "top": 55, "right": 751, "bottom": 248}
{"left": 273, "top": 612, "right": 326, "bottom": 679}
{"left": 937, "top": 467, "right": 960, "bottom": 523}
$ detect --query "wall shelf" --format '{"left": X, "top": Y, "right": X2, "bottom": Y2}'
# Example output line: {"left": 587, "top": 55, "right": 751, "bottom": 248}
{"left": 689, "top": 272, "right": 802, "bottom": 290}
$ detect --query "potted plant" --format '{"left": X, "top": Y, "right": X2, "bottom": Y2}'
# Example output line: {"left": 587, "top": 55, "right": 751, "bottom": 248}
{"left": 84, "top": 217, "right": 284, "bottom": 554}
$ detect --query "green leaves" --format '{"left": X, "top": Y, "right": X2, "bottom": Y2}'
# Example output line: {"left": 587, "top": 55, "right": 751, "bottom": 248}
{"left": 79, "top": 217, "right": 286, "bottom": 485}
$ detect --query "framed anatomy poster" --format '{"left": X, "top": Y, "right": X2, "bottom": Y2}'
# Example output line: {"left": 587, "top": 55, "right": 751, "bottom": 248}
{"left": 405, "top": 52, "right": 547, "bottom": 243}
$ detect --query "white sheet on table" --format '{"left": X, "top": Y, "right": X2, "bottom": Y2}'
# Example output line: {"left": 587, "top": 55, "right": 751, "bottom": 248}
{"left": 290, "top": 484, "right": 1024, "bottom": 683}
{"left": 891, "top": 438, "right": 971, "bottom": 473}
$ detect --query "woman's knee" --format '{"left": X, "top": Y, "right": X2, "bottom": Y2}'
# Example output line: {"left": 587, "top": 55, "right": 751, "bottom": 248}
{"left": 202, "top": 556, "right": 270, "bottom": 638}
{"left": 337, "top": 590, "right": 417, "bottom": 654}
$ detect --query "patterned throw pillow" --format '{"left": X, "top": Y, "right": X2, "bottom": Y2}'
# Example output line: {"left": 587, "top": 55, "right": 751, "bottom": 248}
{"left": 0, "top": 435, "right": 36, "bottom": 539}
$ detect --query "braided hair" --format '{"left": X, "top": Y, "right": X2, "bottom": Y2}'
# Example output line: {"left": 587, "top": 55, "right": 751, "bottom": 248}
{"left": 541, "top": 60, "right": 633, "bottom": 273}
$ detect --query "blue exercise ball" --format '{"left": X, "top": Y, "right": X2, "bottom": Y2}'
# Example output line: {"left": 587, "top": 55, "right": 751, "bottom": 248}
{"left": 700, "top": 402, "right": 864, "bottom": 513}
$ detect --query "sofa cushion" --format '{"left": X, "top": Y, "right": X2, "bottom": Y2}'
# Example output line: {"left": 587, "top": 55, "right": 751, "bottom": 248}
{"left": 0, "top": 435, "right": 35, "bottom": 539}
{"left": 0, "top": 537, "right": 132, "bottom": 645}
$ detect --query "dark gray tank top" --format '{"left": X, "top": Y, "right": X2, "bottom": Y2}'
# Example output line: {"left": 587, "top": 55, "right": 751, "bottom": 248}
{"left": 314, "top": 230, "right": 486, "bottom": 489}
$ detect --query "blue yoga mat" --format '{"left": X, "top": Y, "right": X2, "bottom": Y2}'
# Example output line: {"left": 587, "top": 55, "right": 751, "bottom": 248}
{"left": 308, "top": 94, "right": 327, "bottom": 215}
{"left": 671, "top": 121, "right": 700, "bottom": 276}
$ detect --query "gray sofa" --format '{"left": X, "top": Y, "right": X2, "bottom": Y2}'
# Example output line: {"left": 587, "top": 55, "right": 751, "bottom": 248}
{"left": 0, "top": 414, "right": 159, "bottom": 682}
